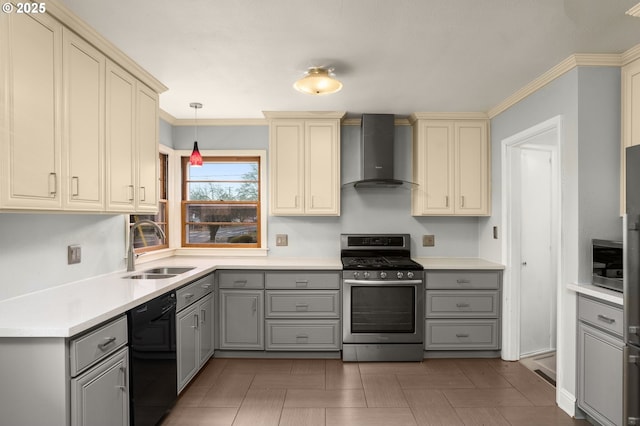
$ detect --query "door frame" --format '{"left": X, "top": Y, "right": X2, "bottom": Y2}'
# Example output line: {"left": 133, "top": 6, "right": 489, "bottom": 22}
{"left": 501, "top": 115, "right": 563, "bottom": 362}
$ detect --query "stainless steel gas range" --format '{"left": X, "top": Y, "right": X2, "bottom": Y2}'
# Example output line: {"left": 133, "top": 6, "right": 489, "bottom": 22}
{"left": 341, "top": 234, "right": 424, "bottom": 362}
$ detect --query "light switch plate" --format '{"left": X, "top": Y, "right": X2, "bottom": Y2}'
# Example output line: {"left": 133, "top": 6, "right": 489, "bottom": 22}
{"left": 422, "top": 235, "right": 435, "bottom": 247}
{"left": 68, "top": 245, "right": 81, "bottom": 264}
{"left": 276, "top": 234, "right": 288, "bottom": 246}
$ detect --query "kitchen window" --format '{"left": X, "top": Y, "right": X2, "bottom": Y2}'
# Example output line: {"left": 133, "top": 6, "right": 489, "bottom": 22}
{"left": 181, "top": 156, "right": 260, "bottom": 248}
{"left": 131, "top": 152, "right": 169, "bottom": 252}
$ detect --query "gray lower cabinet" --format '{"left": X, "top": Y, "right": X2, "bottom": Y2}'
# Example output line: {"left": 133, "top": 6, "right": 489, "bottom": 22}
{"left": 70, "top": 315, "right": 129, "bottom": 426}
{"left": 264, "top": 271, "right": 341, "bottom": 352}
{"left": 176, "top": 274, "right": 215, "bottom": 392}
{"left": 71, "top": 347, "right": 129, "bottom": 426}
{"left": 425, "top": 270, "right": 501, "bottom": 352}
{"left": 219, "top": 289, "right": 265, "bottom": 350}
{"left": 177, "top": 294, "right": 214, "bottom": 392}
{"left": 577, "top": 295, "right": 624, "bottom": 426}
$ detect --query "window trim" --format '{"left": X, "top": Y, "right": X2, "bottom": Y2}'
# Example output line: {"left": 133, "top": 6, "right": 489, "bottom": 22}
{"left": 173, "top": 149, "right": 268, "bottom": 254}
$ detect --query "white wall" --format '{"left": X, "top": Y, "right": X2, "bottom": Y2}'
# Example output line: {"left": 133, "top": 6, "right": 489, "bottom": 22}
{"left": 482, "top": 66, "right": 621, "bottom": 414}
{"left": 0, "top": 214, "right": 126, "bottom": 301}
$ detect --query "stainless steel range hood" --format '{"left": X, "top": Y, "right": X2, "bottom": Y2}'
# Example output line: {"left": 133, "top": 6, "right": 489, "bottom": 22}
{"left": 343, "top": 113, "right": 417, "bottom": 189}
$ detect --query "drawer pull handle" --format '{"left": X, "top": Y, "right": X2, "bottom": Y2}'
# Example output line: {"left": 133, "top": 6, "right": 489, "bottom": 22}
{"left": 296, "top": 334, "right": 309, "bottom": 340}
{"left": 192, "top": 314, "right": 199, "bottom": 329}
{"left": 597, "top": 314, "right": 615, "bottom": 324}
{"left": 456, "top": 303, "right": 470, "bottom": 308}
{"left": 234, "top": 280, "right": 248, "bottom": 287}
{"left": 201, "top": 283, "right": 212, "bottom": 289}
{"left": 98, "top": 337, "right": 117, "bottom": 350}
{"left": 456, "top": 279, "right": 471, "bottom": 284}
{"left": 295, "top": 280, "right": 309, "bottom": 287}
{"left": 295, "top": 303, "right": 309, "bottom": 311}
{"left": 630, "top": 355, "right": 640, "bottom": 365}
{"left": 184, "top": 293, "right": 194, "bottom": 299}
{"left": 455, "top": 333, "right": 469, "bottom": 338}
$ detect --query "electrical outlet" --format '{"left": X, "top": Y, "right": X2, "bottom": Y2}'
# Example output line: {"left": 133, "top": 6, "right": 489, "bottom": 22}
{"left": 422, "top": 235, "right": 435, "bottom": 247}
{"left": 276, "top": 234, "right": 288, "bottom": 246}
{"left": 68, "top": 245, "right": 81, "bottom": 264}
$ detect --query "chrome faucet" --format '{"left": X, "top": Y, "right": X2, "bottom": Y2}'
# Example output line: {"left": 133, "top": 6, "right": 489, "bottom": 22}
{"left": 127, "top": 220, "right": 166, "bottom": 272}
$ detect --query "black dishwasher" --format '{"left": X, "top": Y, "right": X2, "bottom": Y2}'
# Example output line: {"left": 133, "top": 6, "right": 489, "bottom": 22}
{"left": 128, "top": 291, "right": 177, "bottom": 426}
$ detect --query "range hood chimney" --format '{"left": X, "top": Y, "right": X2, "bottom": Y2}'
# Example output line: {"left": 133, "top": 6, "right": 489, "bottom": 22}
{"left": 343, "top": 113, "right": 416, "bottom": 189}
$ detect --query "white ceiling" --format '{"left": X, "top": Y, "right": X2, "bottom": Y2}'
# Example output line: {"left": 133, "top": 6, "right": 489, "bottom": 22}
{"left": 59, "top": 0, "right": 640, "bottom": 120}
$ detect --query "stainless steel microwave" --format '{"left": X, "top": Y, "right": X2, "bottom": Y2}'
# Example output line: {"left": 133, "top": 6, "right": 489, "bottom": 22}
{"left": 592, "top": 239, "right": 623, "bottom": 292}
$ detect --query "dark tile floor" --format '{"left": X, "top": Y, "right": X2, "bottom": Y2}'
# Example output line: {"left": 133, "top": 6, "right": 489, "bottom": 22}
{"left": 162, "top": 358, "right": 589, "bottom": 426}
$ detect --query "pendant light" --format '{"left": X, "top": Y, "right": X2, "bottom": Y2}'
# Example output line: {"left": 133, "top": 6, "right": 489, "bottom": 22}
{"left": 294, "top": 67, "right": 343, "bottom": 95}
{"left": 189, "top": 102, "right": 203, "bottom": 167}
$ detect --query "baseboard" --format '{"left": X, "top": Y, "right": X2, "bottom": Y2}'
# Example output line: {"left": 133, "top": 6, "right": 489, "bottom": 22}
{"left": 557, "top": 387, "right": 577, "bottom": 418}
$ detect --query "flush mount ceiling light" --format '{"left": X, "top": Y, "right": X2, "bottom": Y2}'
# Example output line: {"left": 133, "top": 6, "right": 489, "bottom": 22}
{"left": 294, "top": 67, "right": 343, "bottom": 95}
{"left": 189, "top": 102, "right": 203, "bottom": 167}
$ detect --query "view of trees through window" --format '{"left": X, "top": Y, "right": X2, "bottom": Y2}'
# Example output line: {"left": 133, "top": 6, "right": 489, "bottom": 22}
{"left": 182, "top": 157, "right": 260, "bottom": 247}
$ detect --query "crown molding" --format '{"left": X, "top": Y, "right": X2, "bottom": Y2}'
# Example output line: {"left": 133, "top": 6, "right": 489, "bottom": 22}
{"left": 160, "top": 109, "right": 267, "bottom": 125}
{"left": 627, "top": 3, "right": 640, "bottom": 17}
{"left": 488, "top": 53, "right": 621, "bottom": 118}
{"left": 159, "top": 109, "right": 177, "bottom": 125}
{"left": 623, "top": 44, "right": 640, "bottom": 65}
{"left": 262, "top": 111, "right": 346, "bottom": 120}
{"left": 45, "top": 0, "right": 167, "bottom": 94}
{"left": 408, "top": 112, "right": 488, "bottom": 124}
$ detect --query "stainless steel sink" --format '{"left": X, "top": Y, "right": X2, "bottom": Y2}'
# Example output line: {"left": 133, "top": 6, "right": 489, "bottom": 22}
{"left": 123, "top": 273, "right": 177, "bottom": 280}
{"left": 143, "top": 267, "right": 195, "bottom": 275}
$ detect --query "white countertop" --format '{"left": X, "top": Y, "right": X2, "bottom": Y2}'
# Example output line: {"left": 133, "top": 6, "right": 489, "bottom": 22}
{"left": 0, "top": 255, "right": 503, "bottom": 338}
{"left": 415, "top": 257, "right": 504, "bottom": 270}
{"left": 567, "top": 282, "right": 624, "bottom": 306}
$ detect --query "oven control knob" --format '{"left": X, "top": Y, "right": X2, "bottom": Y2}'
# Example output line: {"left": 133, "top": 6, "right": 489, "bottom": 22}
{"left": 379, "top": 271, "right": 387, "bottom": 279}
{"left": 397, "top": 271, "right": 404, "bottom": 279}
{"left": 363, "top": 271, "right": 370, "bottom": 279}
{"left": 353, "top": 272, "right": 360, "bottom": 279}
{"left": 407, "top": 271, "right": 414, "bottom": 279}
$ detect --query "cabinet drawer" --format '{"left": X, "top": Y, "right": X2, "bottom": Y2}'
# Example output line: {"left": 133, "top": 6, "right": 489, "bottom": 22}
{"left": 70, "top": 315, "right": 128, "bottom": 376}
{"left": 426, "top": 271, "right": 500, "bottom": 289}
{"left": 176, "top": 273, "right": 214, "bottom": 312}
{"left": 578, "top": 295, "right": 623, "bottom": 337}
{"left": 265, "top": 320, "right": 340, "bottom": 351}
{"left": 265, "top": 290, "right": 339, "bottom": 318}
{"left": 425, "top": 319, "right": 499, "bottom": 350}
{"left": 218, "top": 271, "right": 264, "bottom": 289}
{"left": 265, "top": 271, "right": 340, "bottom": 289}
{"left": 426, "top": 290, "right": 499, "bottom": 318}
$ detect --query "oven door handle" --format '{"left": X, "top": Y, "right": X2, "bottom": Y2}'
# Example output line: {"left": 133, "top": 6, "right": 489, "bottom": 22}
{"left": 343, "top": 279, "right": 423, "bottom": 285}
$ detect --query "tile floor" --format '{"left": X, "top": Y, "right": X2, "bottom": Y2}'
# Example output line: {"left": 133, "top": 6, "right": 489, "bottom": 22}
{"left": 162, "top": 358, "right": 589, "bottom": 426}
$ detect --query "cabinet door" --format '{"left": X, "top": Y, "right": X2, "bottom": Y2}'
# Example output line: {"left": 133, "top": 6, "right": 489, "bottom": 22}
{"left": 269, "top": 120, "right": 304, "bottom": 215}
{"left": 412, "top": 121, "right": 454, "bottom": 215}
{"left": 62, "top": 29, "right": 105, "bottom": 211}
{"left": 219, "top": 290, "right": 264, "bottom": 350}
{"left": 0, "top": 11, "right": 62, "bottom": 209}
{"left": 578, "top": 323, "right": 623, "bottom": 426}
{"left": 199, "top": 294, "right": 215, "bottom": 366}
{"left": 455, "top": 121, "right": 489, "bottom": 215}
{"left": 71, "top": 347, "right": 129, "bottom": 426}
{"left": 135, "top": 83, "right": 159, "bottom": 213}
{"left": 621, "top": 59, "right": 640, "bottom": 213}
{"left": 106, "top": 61, "right": 136, "bottom": 212}
{"left": 305, "top": 120, "right": 340, "bottom": 215}
{"left": 177, "top": 304, "right": 198, "bottom": 392}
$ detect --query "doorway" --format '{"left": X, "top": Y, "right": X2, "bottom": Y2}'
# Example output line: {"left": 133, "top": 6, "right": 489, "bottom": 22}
{"left": 501, "top": 116, "right": 562, "bottom": 380}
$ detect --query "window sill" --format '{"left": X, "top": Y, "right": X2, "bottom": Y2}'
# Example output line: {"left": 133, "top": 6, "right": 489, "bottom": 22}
{"left": 174, "top": 247, "right": 269, "bottom": 257}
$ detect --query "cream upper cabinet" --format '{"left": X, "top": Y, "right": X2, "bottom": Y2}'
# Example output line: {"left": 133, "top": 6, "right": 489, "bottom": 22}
{"left": 0, "top": 11, "right": 63, "bottom": 210}
{"left": 105, "top": 61, "right": 158, "bottom": 214}
{"left": 0, "top": 2, "right": 165, "bottom": 213}
{"left": 621, "top": 58, "right": 640, "bottom": 213}
{"left": 134, "top": 83, "right": 159, "bottom": 213}
{"left": 411, "top": 115, "right": 490, "bottom": 216}
{"left": 265, "top": 112, "right": 345, "bottom": 216}
{"left": 62, "top": 28, "right": 105, "bottom": 211}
